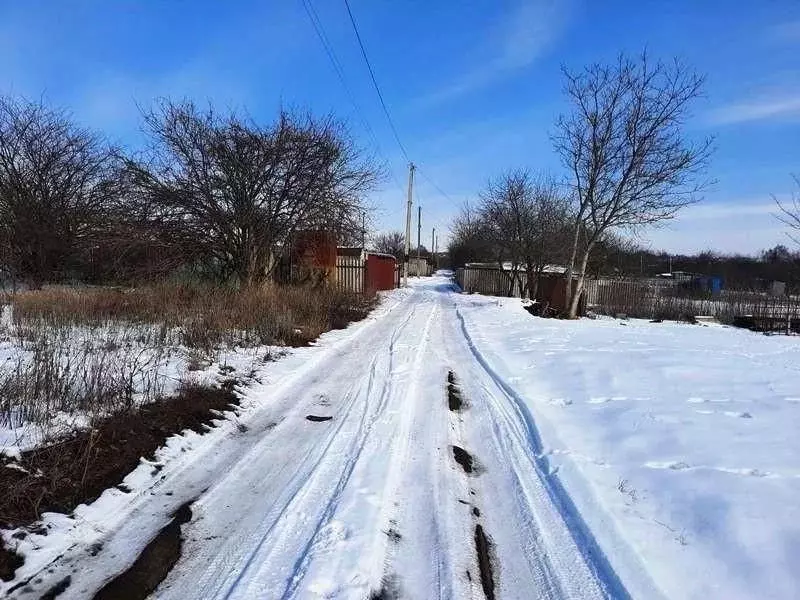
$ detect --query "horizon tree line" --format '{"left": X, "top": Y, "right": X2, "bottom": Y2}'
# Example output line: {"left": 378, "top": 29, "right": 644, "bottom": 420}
{"left": 0, "top": 96, "right": 380, "bottom": 288}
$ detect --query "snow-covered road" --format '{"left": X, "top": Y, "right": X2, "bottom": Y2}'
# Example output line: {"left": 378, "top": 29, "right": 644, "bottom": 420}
{"left": 7, "top": 274, "right": 798, "bottom": 599}
{"left": 148, "top": 276, "right": 620, "bottom": 599}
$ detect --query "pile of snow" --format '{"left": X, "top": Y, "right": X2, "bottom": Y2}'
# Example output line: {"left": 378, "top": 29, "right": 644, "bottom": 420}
{"left": 457, "top": 297, "right": 800, "bottom": 599}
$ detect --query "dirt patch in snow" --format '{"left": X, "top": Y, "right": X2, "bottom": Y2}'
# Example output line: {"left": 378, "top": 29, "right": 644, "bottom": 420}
{"left": 305, "top": 415, "right": 333, "bottom": 422}
{"left": 370, "top": 573, "right": 401, "bottom": 599}
{"left": 0, "top": 382, "right": 239, "bottom": 541}
{"left": 447, "top": 371, "right": 463, "bottom": 411}
{"left": 39, "top": 575, "right": 71, "bottom": 599}
{"left": 452, "top": 445, "right": 475, "bottom": 474}
{"left": 0, "top": 538, "right": 24, "bottom": 582}
{"left": 93, "top": 501, "right": 193, "bottom": 600}
{"left": 474, "top": 524, "right": 496, "bottom": 600}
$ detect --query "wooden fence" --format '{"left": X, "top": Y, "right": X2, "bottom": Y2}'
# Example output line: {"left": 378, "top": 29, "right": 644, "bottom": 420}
{"left": 407, "top": 257, "right": 432, "bottom": 277}
{"left": 334, "top": 255, "right": 403, "bottom": 294}
{"left": 454, "top": 266, "right": 523, "bottom": 297}
{"left": 335, "top": 255, "right": 364, "bottom": 294}
{"left": 584, "top": 278, "right": 800, "bottom": 332}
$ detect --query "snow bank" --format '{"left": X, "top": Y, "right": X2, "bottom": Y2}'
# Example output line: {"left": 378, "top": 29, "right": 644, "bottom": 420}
{"left": 457, "top": 296, "right": 800, "bottom": 600}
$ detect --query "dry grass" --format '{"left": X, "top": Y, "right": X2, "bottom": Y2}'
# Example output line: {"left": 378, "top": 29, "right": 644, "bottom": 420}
{"left": 9, "top": 282, "right": 376, "bottom": 351}
{"left": 0, "top": 283, "right": 377, "bottom": 581}
{"left": 0, "top": 281, "right": 376, "bottom": 436}
{"left": 0, "top": 321, "right": 170, "bottom": 429}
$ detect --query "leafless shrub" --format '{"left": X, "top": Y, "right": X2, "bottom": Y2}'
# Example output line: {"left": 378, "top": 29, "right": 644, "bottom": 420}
{"left": 0, "top": 320, "right": 170, "bottom": 434}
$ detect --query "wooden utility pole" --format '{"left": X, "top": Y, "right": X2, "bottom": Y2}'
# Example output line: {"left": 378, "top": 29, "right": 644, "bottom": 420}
{"left": 403, "top": 163, "right": 415, "bottom": 286}
{"left": 432, "top": 227, "right": 436, "bottom": 270}
{"left": 361, "top": 212, "right": 366, "bottom": 248}
{"left": 417, "top": 206, "right": 422, "bottom": 261}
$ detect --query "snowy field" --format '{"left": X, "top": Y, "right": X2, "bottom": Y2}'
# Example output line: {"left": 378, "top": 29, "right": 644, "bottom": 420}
{"left": 0, "top": 315, "right": 270, "bottom": 456}
{"left": 3, "top": 276, "right": 799, "bottom": 599}
{"left": 459, "top": 295, "right": 800, "bottom": 599}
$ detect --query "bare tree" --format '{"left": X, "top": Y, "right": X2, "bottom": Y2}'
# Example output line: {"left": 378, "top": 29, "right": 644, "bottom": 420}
{"left": 373, "top": 230, "right": 405, "bottom": 260}
{"left": 448, "top": 204, "right": 498, "bottom": 269}
{"left": 478, "top": 170, "right": 572, "bottom": 298}
{"left": 775, "top": 175, "right": 800, "bottom": 245}
{"left": 123, "top": 100, "right": 379, "bottom": 286}
{"left": 553, "top": 52, "right": 713, "bottom": 317}
{"left": 0, "top": 97, "right": 121, "bottom": 287}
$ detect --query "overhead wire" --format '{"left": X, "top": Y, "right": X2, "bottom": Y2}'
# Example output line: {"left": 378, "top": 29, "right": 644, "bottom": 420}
{"left": 301, "top": 0, "right": 404, "bottom": 187}
{"left": 339, "top": 0, "right": 460, "bottom": 232}
{"left": 342, "top": 0, "right": 411, "bottom": 163}
{"left": 301, "top": 0, "right": 408, "bottom": 223}
{"left": 307, "top": 0, "right": 461, "bottom": 236}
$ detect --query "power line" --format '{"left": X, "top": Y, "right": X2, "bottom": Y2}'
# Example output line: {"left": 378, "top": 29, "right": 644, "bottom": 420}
{"left": 302, "top": 0, "right": 370, "bottom": 136}
{"left": 415, "top": 165, "right": 463, "bottom": 211}
{"left": 301, "top": 0, "right": 407, "bottom": 199}
{"left": 310, "top": 0, "right": 459, "bottom": 236}
{"left": 342, "top": 0, "right": 411, "bottom": 163}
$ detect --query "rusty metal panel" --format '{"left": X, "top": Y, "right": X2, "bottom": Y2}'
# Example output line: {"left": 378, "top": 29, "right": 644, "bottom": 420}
{"left": 366, "top": 254, "right": 396, "bottom": 291}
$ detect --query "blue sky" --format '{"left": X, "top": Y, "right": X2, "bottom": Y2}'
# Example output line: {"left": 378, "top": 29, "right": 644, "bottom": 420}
{"left": 1, "top": 0, "right": 799, "bottom": 255}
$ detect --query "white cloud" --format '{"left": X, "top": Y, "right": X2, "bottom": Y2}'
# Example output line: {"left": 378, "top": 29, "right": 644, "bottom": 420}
{"left": 418, "top": 0, "right": 572, "bottom": 106}
{"left": 708, "top": 94, "right": 800, "bottom": 125}
{"left": 640, "top": 199, "right": 794, "bottom": 254}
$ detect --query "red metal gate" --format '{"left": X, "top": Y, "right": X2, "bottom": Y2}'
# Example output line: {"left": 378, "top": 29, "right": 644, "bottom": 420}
{"left": 366, "top": 254, "right": 396, "bottom": 291}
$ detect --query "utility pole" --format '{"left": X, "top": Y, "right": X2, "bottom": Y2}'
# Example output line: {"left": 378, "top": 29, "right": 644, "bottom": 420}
{"left": 432, "top": 227, "right": 436, "bottom": 271}
{"left": 403, "top": 162, "right": 415, "bottom": 287}
{"left": 417, "top": 206, "right": 422, "bottom": 262}
{"left": 361, "top": 212, "right": 366, "bottom": 248}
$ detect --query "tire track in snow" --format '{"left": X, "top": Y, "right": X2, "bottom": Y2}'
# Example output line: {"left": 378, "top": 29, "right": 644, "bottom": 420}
{"left": 364, "top": 298, "right": 442, "bottom": 597}
{"left": 293, "top": 291, "right": 446, "bottom": 599}
{"left": 443, "top": 368, "right": 497, "bottom": 600}
{"left": 453, "top": 304, "right": 631, "bottom": 600}
{"left": 278, "top": 302, "right": 428, "bottom": 599}
{"left": 152, "top": 296, "right": 426, "bottom": 600}
{"left": 222, "top": 309, "right": 422, "bottom": 599}
{"left": 5, "top": 295, "right": 418, "bottom": 600}
{"left": 441, "top": 304, "right": 564, "bottom": 599}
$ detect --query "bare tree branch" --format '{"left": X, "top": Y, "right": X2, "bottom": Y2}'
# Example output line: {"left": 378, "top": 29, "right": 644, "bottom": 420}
{"left": 121, "top": 100, "right": 380, "bottom": 286}
{"left": 372, "top": 231, "right": 405, "bottom": 260}
{"left": 775, "top": 174, "right": 800, "bottom": 246}
{"left": 0, "top": 96, "right": 121, "bottom": 287}
{"left": 477, "top": 169, "right": 573, "bottom": 297}
{"left": 553, "top": 52, "right": 713, "bottom": 316}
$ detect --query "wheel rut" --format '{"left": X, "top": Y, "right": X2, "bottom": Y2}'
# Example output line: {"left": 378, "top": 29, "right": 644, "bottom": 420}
{"left": 446, "top": 370, "right": 498, "bottom": 600}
